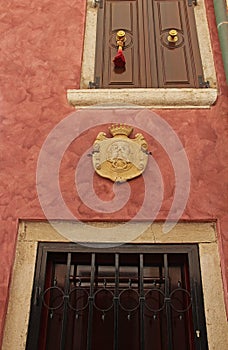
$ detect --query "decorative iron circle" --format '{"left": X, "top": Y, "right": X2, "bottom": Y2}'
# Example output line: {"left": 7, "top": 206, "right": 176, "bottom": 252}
{"left": 169, "top": 288, "right": 192, "bottom": 312}
{"left": 68, "top": 287, "right": 89, "bottom": 312}
{"left": 144, "top": 288, "right": 166, "bottom": 312}
{"left": 42, "top": 286, "right": 64, "bottom": 310}
{"left": 119, "top": 289, "right": 140, "bottom": 312}
{"left": 93, "top": 289, "right": 114, "bottom": 312}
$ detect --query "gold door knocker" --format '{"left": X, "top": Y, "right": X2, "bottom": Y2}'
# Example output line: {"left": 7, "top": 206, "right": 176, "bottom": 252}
{"left": 116, "top": 30, "right": 126, "bottom": 51}
{"left": 167, "top": 29, "right": 178, "bottom": 44}
{"left": 113, "top": 30, "right": 126, "bottom": 68}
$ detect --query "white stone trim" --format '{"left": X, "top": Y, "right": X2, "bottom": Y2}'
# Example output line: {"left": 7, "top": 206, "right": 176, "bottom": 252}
{"left": 194, "top": 0, "right": 217, "bottom": 88}
{"left": 67, "top": 0, "right": 217, "bottom": 109}
{"left": 2, "top": 221, "right": 228, "bottom": 350}
{"left": 67, "top": 87, "right": 218, "bottom": 109}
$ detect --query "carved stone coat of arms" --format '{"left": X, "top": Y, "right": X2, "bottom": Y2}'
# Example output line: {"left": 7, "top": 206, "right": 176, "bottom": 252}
{"left": 92, "top": 124, "right": 149, "bottom": 182}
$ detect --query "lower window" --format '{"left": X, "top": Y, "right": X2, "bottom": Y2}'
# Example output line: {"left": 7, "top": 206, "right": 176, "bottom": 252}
{"left": 26, "top": 244, "right": 208, "bottom": 350}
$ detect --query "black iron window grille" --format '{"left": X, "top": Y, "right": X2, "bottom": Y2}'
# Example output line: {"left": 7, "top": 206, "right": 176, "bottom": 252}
{"left": 26, "top": 244, "right": 208, "bottom": 350}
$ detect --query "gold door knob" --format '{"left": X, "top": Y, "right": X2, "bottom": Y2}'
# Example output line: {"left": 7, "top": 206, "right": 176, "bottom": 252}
{"left": 167, "top": 29, "right": 178, "bottom": 43}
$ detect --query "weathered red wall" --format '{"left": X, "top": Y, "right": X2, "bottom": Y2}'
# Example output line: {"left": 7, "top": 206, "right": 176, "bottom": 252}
{"left": 0, "top": 0, "right": 227, "bottom": 346}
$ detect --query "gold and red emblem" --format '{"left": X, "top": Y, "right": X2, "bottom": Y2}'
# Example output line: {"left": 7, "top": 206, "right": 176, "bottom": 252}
{"left": 92, "top": 124, "right": 149, "bottom": 182}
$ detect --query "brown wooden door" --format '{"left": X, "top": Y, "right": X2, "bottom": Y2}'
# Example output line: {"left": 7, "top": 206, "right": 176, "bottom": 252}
{"left": 94, "top": 0, "right": 203, "bottom": 88}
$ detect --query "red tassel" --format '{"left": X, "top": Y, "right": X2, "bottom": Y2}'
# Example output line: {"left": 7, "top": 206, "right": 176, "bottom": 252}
{"left": 113, "top": 48, "right": 126, "bottom": 68}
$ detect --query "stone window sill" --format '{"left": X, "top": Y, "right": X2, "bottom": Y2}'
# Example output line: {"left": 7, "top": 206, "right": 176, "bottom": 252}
{"left": 67, "top": 88, "right": 218, "bottom": 109}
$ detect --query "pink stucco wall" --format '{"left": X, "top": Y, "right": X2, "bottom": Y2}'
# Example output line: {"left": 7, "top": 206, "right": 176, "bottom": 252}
{"left": 0, "top": 0, "right": 227, "bottom": 346}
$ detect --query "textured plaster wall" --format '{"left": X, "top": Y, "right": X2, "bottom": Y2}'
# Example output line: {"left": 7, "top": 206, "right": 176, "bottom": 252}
{"left": 0, "top": 0, "right": 86, "bottom": 344}
{"left": 0, "top": 0, "right": 228, "bottom": 346}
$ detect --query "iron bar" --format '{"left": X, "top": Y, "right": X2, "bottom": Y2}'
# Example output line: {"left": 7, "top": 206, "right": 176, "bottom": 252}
{"left": 164, "top": 254, "right": 173, "bottom": 350}
{"left": 159, "top": 264, "right": 164, "bottom": 348}
{"left": 114, "top": 254, "right": 119, "bottom": 350}
{"left": 139, "top": 254, "right": 145, "bottom": 350}
{"left": 87, "top": 253, "right": 96, "bottom": 350}
{"left": 60, "top": 253, "right": 72, "bottom": 350}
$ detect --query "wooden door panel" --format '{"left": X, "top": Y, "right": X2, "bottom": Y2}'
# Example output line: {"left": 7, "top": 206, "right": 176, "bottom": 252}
{"left": 158, "top": 1, "right": 182, "bottom": 31}
{"left": 161, "top": 46, "right": 190, "bottom": 84}
{"left": 96, "top": 0, "right": 144, "bottom": 88}
{"left": 108, "top": 1, "right": 136, "bottom": 85}
{"left": 109, "top": 47, "right": 135, "bottom": 85}
{"left": 153, "top": 0, "right": 198, "bottom": 87}
{"left": 110, "top": 1, "right": 133, "bottom": 31}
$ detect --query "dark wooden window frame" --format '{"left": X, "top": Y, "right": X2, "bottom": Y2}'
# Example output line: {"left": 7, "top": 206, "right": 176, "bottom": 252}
{"left": 94, "top": 0, "right": 205, "bottom": 89}
{"left": 26, "top": 243, "right": 208, "bottom": 350}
